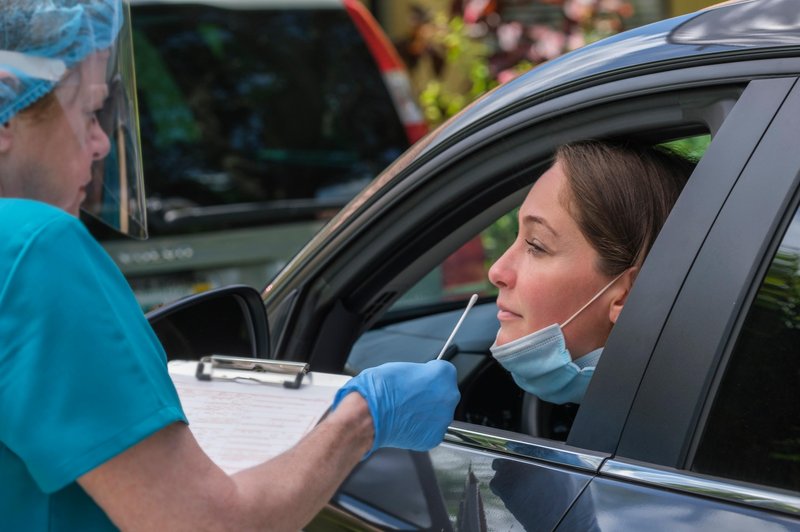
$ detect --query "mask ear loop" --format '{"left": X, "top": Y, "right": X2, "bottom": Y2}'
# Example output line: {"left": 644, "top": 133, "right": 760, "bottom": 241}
{"left": 561, "top": 271, "right": 627, "bottom": 329}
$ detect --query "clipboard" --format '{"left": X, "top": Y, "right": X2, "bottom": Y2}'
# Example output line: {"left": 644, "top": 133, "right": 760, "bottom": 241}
{"left": 195, "top": 354, "right": 310, "bottom": 388}
{"left": 168, "top": 356, "right": 350, "bottom": 475}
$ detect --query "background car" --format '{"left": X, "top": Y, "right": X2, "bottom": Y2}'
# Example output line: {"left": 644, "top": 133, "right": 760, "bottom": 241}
{"left": 150, "top": 0, "right": 800, "bottom": 529}
{"left": 91, "top": 0, "right": 428, "bottom": 310}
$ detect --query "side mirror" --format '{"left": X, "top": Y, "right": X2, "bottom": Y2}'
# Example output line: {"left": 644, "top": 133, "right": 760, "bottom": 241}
{"left": 146, "top": 285, "right": 270, "bottom": 361}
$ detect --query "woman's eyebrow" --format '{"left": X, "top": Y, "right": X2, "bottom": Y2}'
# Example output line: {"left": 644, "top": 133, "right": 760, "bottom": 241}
{"left": 522, "top": 214, "right": 559, "bottom": 237}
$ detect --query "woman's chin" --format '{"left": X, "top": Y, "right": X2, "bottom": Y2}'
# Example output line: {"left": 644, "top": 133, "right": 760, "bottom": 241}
{"left": 495, "top": 328, "right": 520, "bottom": 347}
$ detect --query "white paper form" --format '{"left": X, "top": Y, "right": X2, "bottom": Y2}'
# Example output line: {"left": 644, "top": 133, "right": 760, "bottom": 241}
{"left": 168, "top": 362, "right": 349, "bottom": 475}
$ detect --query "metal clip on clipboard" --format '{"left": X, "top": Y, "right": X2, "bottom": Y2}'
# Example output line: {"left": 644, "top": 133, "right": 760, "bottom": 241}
{"left": 195, "top": 355, "right": 310, "bottom": 389}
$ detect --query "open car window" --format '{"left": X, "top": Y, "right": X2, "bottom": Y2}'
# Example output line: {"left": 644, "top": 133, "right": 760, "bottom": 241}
{"left": 388, "top": 210, "right": 516, "bottom": 312}
{"left": 346, "top": 132, "right": 713, "bottom": 441}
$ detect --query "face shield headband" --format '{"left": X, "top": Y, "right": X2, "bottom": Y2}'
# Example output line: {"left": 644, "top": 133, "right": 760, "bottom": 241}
{"left": 0, "top": 1, "right": 147, "bottom": 239}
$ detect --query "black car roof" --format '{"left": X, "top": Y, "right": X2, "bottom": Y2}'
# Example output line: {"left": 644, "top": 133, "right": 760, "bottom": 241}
{"left": 430, "top": 0, "right": 800, "bottom": 152}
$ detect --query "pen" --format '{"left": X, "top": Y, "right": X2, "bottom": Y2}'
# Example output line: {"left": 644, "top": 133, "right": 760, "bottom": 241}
{"left": 436, "top": 294, "right": 479, "bottom": 360}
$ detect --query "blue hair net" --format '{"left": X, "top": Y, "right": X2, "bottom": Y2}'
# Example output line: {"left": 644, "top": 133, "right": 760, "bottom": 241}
{"left": 0, "top": 0, "right": 123, "bottom": 124}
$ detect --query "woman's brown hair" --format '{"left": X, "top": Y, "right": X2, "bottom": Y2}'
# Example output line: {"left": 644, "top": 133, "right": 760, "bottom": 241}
{"left": 556, "top": 140, "right": 695, "bottom": 276}
{"left": 14, "top": 90, "right": 60, "bottom": 123}
{"left": 11, "top": 64, "right": 84, "bottom": 124}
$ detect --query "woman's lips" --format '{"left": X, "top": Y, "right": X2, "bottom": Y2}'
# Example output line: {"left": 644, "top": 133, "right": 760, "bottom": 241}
{"left": 496, "top": 304, "right": 522, "bottom": 321}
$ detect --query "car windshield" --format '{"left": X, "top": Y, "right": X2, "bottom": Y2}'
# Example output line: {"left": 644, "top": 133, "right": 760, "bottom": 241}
{"left": 131, "top": 4, "right": 409, "bottom": 234}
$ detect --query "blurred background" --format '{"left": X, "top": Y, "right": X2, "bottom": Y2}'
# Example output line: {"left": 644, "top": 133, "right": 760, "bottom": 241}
{"left": 366, "top": 0, "right": 719, "bottom": 128}
{"left": 97, "top": 0, "right": 721, "bottom": 310}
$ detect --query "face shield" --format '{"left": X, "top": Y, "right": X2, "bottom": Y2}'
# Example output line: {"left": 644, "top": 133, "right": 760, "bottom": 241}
{"left": 84, "top": 10, "right": 147, "bottom": 239}
{"left": 0, "top": 1, "right": 147, "bottom": 239}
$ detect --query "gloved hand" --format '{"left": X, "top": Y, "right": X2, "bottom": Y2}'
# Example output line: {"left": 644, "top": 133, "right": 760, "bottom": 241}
{"left": 331, "top": 360, "right": 460, "bottom": 455}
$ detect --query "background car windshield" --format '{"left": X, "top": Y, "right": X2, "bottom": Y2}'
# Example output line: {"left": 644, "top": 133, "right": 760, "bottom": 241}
{"left": 130, "top": 4, "right": 409, "bottom": 234}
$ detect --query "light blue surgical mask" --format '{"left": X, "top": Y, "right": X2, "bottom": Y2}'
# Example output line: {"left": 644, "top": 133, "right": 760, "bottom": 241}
{"left": 490, "top": 274, "right": 623, "bottom": 404}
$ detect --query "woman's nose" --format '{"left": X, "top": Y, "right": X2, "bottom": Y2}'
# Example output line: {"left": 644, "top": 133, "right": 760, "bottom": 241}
{"left": 488, "top": 246, "right": 516, "bottom": 289}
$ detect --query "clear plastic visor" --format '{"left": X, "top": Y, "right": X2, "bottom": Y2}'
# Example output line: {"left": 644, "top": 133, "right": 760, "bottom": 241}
{"left": 80, "top": 10, "right": 147, "bottom": 239}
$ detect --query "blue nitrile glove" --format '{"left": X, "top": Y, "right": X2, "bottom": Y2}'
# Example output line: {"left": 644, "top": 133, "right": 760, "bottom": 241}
{"left": 331, "top": 360, "right": 460, "bottom": 455}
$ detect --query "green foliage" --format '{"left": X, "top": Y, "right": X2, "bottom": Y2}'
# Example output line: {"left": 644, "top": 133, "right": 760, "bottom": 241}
{"left": 757, "top": 249, "right": 800, "bottom": 330}
{"left": 412, "top": 14, "right": 497, "bottom": 125}
{"left": 398, "top": 1, "right": 634, "bottom": 128}
{"left": 660, "top": 134, "right": 711, "bottom": 161}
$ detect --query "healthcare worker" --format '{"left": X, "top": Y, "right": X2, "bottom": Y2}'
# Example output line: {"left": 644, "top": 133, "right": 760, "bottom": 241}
{"left": 0, "top": 2, "right": 459, "bottom": 530}
{"left": 488, "top": 141, "right": 694, "bottom": 405}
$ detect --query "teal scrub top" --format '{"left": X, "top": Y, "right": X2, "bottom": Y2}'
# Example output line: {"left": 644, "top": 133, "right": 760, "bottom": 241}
{"left": 0, "top": 199, "right": 187, "bottom": 531}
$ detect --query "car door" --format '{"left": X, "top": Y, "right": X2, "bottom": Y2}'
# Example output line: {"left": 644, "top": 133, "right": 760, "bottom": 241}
{"left": 292, "top": 73, "right": 796, "bottom": 530}
{"left": 557, "top": 78, "right": 800, "bottom": 530}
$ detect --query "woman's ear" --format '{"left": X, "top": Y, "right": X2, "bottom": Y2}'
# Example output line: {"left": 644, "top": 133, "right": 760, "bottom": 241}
{"left": 608, "top": 267, "right": 639, "bottom": 324}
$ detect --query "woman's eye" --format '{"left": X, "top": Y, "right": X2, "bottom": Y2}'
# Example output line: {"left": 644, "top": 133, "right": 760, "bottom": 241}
{"left": 525, "top": 239, "right": 547, "bottom": 256}
{"left": 85, "top": 110, "right": 99, "bottom": 126}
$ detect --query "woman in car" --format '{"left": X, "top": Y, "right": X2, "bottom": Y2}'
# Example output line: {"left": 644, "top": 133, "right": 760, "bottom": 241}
{"left": 488, "top": 141, "right": 694, "bottom": 404}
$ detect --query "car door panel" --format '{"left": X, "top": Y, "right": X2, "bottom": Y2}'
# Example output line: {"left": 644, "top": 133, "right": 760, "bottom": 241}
{"left": 333, "top": 424, "right": 603, "bottom": 531}
{"left": 333, "top": 448, "right": 454, "bottom": 531}
{"left": 558, "top": 475, "right": 800, "bottom": 531}
{"left": 430, "top": 444, "right": 593, "bottom": 531}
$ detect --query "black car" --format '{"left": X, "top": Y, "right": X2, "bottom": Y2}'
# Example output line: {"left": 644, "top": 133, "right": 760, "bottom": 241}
{"left": 151, "top": 0, "right": 800, "bottom": 529}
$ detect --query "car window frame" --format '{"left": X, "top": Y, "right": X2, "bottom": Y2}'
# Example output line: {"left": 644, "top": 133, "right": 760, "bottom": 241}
{"left": 295, "top": 89, "right": 721, "bottom": 371}
{"left": 291, "top": 85, "right": 747, "bottom": 432}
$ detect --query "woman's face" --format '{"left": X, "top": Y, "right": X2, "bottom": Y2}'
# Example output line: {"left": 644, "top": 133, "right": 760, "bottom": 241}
{"left": 488, "top": 160, "right": 617, "bottom": 355}
{"left": 0, "top": 52, "right": 111, "bottom": 216}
